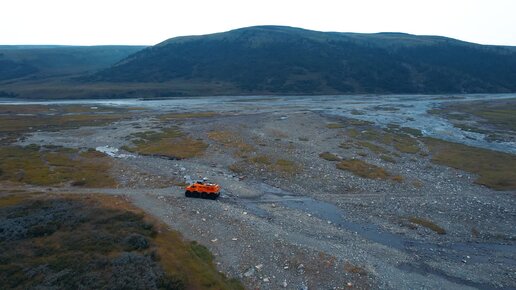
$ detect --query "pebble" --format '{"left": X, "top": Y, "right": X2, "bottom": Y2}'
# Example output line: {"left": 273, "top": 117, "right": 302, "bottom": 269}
{"left": 281, "top": 280, "right": 288, "bottom": 288}
{"left": 297, "top": 264, "right": 305, "bottom": 274}
{"left": 243, "top": 267, "right": 255, "bottom": 277}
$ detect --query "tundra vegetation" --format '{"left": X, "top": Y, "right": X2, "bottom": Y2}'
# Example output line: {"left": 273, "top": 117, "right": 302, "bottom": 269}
{"left": 0, "top": 145, "right": 115, "bottom": 187}
{"left": 123, "top": 127, "right": 208, "bottom": 159}
{"left": 0, "top": 193, "right": 243, "bottom": 290}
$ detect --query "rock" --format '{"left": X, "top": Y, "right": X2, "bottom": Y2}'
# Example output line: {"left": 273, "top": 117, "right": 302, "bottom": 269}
{"left": 300, "top": 283, "right": 308, "bottom": 290}
{"left": 180, "top": 167, "right": 186, "bottom": 171}
{"left": 297, "top": 264, "right": 305, "bottom": 274}
{"left": 255, "top": 264, "right": 264, "bottom": 270}
{"left": 243, "top": 267, "right": 255, "bottom": 277}
{"left": 263, "top": 277, "right": 270, "bottom": 282}
{"left": 211, "top": 238, "right": 218, "bottom": 243}
{"left": 281, "top": 280, "right": 288, "bottom": 288}
{"left": 347, "top": 282, "right": 353, "bottom": 288}
{"left": 232, "top": 237, "right": 238, "bottom": 241}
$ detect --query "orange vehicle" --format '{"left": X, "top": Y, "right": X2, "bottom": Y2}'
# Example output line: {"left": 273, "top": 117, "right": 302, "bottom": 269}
{"left": 185, "top": 181, "right": 220, "bottom": 199}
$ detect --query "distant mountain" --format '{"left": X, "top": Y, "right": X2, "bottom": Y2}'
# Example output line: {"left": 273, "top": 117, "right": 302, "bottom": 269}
{"left": 0, "top": 45, "right": 146, "bottom": 81}
{"left": 90, "top": 26, "right": 516, "bottom": 94}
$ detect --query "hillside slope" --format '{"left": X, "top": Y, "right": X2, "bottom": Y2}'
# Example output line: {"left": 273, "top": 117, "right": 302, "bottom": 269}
{"left": 91, "top": 26, "right": 516, "bottom": 94}
{"left": 0, "top": 45, "right": 146, "bottom": 81}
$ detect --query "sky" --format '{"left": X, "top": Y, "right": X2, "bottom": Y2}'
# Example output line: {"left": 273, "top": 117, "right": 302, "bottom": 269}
{"left": 1, "top": 0, "right": 515, "bottom": 46}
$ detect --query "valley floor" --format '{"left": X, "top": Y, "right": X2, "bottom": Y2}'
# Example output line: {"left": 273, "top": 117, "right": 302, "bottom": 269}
{"left": 1, "top": 94, "right": 515, "bottom": 289}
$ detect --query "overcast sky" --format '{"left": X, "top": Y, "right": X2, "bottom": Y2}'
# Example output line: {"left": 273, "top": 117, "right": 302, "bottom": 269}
{"left": 1, "top": 0, "right": 515, "bottom": 46}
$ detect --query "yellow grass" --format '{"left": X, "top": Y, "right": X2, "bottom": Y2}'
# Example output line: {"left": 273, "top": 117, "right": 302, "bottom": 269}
{"left": 336, "top": 159, "right": 390, "bottom": 180}
{"left": 0, "top": 146, "right": 116, "bottom": 187}
{"left": 424, "top": 138, "right": 516, "bottom": 190}
{"left": 319, "top": 152, "right": 341, "bottom": 161}
{"left": 409, "top": 217, "right": 446, "bottom": 235}
{"left": 124, "top": 128, "right": 208, "bottom": 159}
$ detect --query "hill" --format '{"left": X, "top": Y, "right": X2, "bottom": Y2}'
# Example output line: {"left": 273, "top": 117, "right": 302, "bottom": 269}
{"left": 0, "top": 45, "right": 146, "bottom": 81}
{"left": 90, "top": 26, "right": 516, "bottom": 94}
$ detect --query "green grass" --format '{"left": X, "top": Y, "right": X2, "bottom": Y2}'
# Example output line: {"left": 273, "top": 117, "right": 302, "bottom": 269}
{"left": 400, "top": 127, "right": 423, "bottom": 137}
{"left": 380, "top": 154, "right": 397, "bottom": 163}
{"left": 124, "top": 127, "right": 208, "bottom": 159}
{"left": 346, "top": 128, "right": 360, "bottom": 138}
{"left": 326, "top": 123, "right": 345, "bottom": 129}
{"left": 207, "top": 130, "right": 255, "bottom": 156}
{"left": 0, "top": 193, "right": 243, "bottom": 290}
{"left": 355, "top": 129, "right": 420, "bottom": 154}
{"left": 429, "top": 99, "right": 516, "bottom": 132}
{"left": 242, "top": 155, "right": 300, "bottom": 176}
{"left": 319, "top": 152, "right": 341, "bottom": 161}
{"left": 386, "top": 133, "right": 420, "bottom": 154}
{"left": 249, "top": 155, "right": 272, "bottom": 165}
{"left": 424, "top": 138, "right": 516, "bottom": 190}
{"left": 356, "top": 141, "right": 389, "bottom": 154}
{"left": 0, "top": 146, "right": 115, "bottom": 187}
{"left": 274, "top": 159, "right": 299, "bottom": 174}
{"left": 408, "top": 217, "right": 446, "bottom": 235}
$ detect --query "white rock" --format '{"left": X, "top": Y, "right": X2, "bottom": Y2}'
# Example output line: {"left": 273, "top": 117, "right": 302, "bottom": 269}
{"left": 243, "top": 268, "right": 255, "bottom": 277}
{"left": 232, "top": 238, "right": 238, "bottom": 241}
{"left": 211, "top": 238, "right": 218, "bottom": 243}
{"left": 255, "top": 264, "right": 264, "bottom": 270}
{"left": 263, "top": 277, "right": 270, "bottom": 283}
